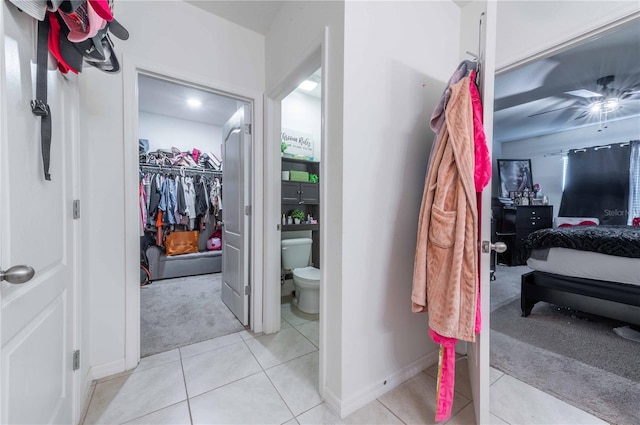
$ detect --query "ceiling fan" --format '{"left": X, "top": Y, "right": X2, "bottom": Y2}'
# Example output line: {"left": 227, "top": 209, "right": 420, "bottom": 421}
{"left": 528, "top": 75, "right": 640, "bottom": 121}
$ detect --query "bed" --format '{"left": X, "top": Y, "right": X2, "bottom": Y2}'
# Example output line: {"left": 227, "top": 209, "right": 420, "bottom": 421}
{"left": 520, "top": 224, "right": 640, "bottom": 326}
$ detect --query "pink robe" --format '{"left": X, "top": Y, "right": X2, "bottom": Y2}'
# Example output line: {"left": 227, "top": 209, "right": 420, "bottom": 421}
{"left": 412, "top": 70, "right": 491, "bottom": 421}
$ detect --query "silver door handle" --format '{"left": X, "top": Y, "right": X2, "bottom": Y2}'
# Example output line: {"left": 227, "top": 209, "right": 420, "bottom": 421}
{"left": 481, "top": 241, "right": 507, "bottom": 254}
{"left": 491, "top": 242, "right": 507, "bottom": 253}
{"left": 0, "top": 265, "right": 35, "bottom": 284}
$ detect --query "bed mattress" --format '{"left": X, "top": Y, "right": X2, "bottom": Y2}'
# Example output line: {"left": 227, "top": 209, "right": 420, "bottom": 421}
{"left": 527, "top": 247, "right": 640, "bottom": 286}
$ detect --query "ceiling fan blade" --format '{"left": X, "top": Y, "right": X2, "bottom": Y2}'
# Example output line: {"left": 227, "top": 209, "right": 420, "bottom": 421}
{"left": 574, "top": 110, "right": 589, "bottom": 120}
{"left": 622, "top": 89, "right": 640, "bottom": 100}
{"left": 528, "top": 105, "right": 580, "bottom": 118}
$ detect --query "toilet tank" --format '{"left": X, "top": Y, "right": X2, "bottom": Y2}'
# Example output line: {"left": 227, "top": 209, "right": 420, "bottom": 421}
{"left": 281, "top": 238, "right": 313, "bottom": 269}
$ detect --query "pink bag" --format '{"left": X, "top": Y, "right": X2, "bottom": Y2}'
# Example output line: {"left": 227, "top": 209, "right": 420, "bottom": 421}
{"left": 192, "top": 148, "right": 201, "bottom": 163}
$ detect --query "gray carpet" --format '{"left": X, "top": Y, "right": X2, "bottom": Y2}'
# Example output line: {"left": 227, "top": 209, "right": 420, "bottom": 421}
{"left": 490, "top": 265, "right": 640, "bottom": 425}
{"left": 141, "top": 273, "right": 245, "bottom": 357}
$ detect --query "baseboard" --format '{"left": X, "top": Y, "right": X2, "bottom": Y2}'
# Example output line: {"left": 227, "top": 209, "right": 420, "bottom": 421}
{"left": 336, "top": 350, "right": 440, "bottom": 418}
{"left": 321, "top": 385, "right": 342, "bottom": 418}
{"left": 90, "top": 358, "right": 126, "bottom": 381}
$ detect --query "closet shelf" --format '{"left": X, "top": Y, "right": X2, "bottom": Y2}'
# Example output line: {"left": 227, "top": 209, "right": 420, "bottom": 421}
{"left": 140, "top": 163, "right": 222, "bottom": 177}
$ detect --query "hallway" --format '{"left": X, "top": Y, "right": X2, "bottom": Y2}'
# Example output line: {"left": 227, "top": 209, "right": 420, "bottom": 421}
{"left": 81, "top": 299, "right": 604, "bottom": 424}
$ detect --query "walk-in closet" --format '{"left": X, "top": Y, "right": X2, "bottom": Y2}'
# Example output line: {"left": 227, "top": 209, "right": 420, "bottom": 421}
{"left": 137, "top": 74, "right": 247, "bottom": 357}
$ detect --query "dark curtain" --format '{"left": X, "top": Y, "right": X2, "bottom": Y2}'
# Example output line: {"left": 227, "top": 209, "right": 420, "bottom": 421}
{"left": 559, "top": 144, "right": 631, "bottom": 225}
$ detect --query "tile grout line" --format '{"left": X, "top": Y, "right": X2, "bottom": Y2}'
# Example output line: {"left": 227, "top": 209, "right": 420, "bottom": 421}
{"left": 78, "top": 384, "right": 96, "bottom": 425}
{"left": 243, "top": 327, "right": 323, "bottom": 421}
{"left": 262, "top": 364, "right": 299, "bottom": 422}
{"left": 178, "top": 348, "right": 194, "bottom": 425}
{"left": 374, "top": 399, "right": 408, "bottom": 425}
{"left": 116, "top": 401, "right": 189, "bottom": 425}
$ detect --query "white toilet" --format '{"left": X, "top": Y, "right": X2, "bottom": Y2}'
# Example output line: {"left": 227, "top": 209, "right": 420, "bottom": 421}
{"left": 281, "top": 238, "right": 320, "bottom": 314}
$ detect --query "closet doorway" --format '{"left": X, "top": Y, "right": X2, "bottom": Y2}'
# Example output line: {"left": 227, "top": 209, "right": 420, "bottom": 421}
{"left": 137, "top": 74, "right": 251, "bottom": 358}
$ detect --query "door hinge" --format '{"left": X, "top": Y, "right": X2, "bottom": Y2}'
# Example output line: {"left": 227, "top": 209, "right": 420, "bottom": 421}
{"left": 245, "top": 123, "right": 252, "bottom": 135}
{"left": 245, "top": 205, "right": 251, "bottom": 216}
{"left": 73, "top": 350, "right": 80, "bottom": 371}
{"left": 73, "top": 200, "right": 80, "bottom": 219}
{"left": 245, "top": 286, "right": 251, "bottom": 295}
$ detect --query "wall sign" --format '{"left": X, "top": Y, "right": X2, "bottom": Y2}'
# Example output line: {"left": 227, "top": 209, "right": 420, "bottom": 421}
{"left": 281, "top": 128, "right": 314, "bottom": 160}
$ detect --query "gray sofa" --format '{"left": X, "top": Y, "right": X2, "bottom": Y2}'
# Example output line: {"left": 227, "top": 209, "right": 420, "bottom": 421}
{"left": 146, "top": 246, "right": 222, "bottom": 281}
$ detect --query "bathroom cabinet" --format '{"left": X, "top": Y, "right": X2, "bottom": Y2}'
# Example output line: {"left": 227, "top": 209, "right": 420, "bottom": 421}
{"left": 282, "top": 181, "right": 319, "bottom": 205}
{"left": 282, "top": 156, "right": 320, "bottom": 266}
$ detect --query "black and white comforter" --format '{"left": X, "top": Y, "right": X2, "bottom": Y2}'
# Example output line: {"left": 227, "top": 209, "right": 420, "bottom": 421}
{"left": 523, "top": 225, "right": 640, "bottom": 259}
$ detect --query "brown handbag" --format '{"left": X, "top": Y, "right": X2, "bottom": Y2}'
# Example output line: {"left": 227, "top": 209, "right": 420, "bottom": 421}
{"left": 164, "top": 231, "right": 199, "bottom": 256}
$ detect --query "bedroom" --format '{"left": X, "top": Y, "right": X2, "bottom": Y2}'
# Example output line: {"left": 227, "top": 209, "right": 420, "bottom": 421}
{"left": 489, "top": 16, "right": 640, "bottom": 425}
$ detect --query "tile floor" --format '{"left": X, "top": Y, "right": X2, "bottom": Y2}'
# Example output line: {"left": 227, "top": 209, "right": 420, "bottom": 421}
{"left": 81, "top": 300, "right": 606, "bottom": 425}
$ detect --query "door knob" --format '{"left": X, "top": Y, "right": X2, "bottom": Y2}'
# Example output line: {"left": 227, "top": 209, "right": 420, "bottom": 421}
{"left": 0, "top": 265, "right": 35, "bottom": 284}
{"left": 481, "top": 241, "right": 507, "bottom": 254}
{"left": 491, "top": 241, "right": 507, "bottom": 253}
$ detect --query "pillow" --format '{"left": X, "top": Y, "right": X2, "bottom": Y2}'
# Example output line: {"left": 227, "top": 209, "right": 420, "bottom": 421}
{"left": 555, "top": 217, "right": 599, "bottom": 228}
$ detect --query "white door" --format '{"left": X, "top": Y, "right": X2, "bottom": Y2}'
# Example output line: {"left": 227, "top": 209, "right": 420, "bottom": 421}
{"left": 221, "top": 104, "right": 251, "bottom": 326}
{"left": 0, "top": 4, "right": 78, "bottom": 425}
{"left": 466, "top": 2, "right": 497, "bottom": 424}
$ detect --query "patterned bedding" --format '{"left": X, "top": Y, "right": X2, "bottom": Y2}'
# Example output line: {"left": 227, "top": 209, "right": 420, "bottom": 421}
{"left": 523, "top": 225, "right": 640, "bottom": 259}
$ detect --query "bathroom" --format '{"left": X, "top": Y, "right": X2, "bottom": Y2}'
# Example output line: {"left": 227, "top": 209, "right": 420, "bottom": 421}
{"left": 280, "top": 68, "right": 322, "bottom": 323}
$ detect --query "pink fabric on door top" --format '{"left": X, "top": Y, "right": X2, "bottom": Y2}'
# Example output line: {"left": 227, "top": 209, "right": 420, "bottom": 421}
{"left": 469, "top": 70, "right": 491, "bottom": 192}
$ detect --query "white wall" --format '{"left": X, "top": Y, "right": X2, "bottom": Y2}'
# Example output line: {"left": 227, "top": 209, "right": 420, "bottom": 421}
{"left": 138, "top": 112, "right": 222, "bottom": 156}
{"left": 339, "top": 0, "right": 460, "bottom": 412}
{"left": 501, "top": 116, "right": 640, "bottom": 218}
{"left": 79, "top": 0, "right": 264, "bottom": 376}
{"left": 266, "top": 0, "right": 345, "bottom": 403}
{"left": 268, "top": 0, "right": 463, "bottom": 416}
{"left": 281, "top": 91, "right": 322, "bottom": 161}
{"left": 496, "top": 1, "right": 640, "bottom": 70}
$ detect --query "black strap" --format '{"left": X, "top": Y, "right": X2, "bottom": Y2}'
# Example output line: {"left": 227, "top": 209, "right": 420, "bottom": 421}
{"left": 31, "top": 18, "right": 52, "bottom": 181}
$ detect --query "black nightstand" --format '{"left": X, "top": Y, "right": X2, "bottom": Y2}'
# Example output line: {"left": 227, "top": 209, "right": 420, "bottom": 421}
{"left": 495, "top": 205, "right": 553, "bottom": 266}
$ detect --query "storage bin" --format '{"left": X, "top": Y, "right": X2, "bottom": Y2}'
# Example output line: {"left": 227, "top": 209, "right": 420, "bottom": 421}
{"left": 289, "top": 170, "right": 310, "bottom": 182}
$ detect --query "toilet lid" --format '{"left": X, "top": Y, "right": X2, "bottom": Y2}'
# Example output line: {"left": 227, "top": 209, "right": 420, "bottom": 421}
{"left": 293, "top": 266, "right": 320, "bottom": 282}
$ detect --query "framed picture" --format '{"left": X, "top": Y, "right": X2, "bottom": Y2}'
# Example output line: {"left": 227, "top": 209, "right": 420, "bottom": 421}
{"left": 497, "top": 159, "right": 533, "bottom": 198}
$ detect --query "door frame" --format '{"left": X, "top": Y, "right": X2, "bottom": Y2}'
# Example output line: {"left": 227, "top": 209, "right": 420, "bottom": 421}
{"left": 263, "top": 28, "right": 327, "bottom": 393}
{"left": 469, "top": 3, "right": 497, "bottom": 424}
{"left": 122, "top": 56, "right": 264, "bottom": 369}
{"left": 486, "top": 6, "right": 639, "bottom": 424}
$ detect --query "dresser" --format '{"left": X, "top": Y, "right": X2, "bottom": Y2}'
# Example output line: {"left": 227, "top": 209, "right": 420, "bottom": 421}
{"left": 495, "top": 205, "right": 553, "bottom": 266}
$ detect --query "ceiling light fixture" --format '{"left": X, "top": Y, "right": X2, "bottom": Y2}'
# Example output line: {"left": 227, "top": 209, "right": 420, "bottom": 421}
{"left": 298, "top": 80, "right": 318, "bottom": 91}
{"left": 590, "top": 97, "right": 620, "bottom": 132}
{"left": 187, "top": 98, "right": 202, "bottom": 108}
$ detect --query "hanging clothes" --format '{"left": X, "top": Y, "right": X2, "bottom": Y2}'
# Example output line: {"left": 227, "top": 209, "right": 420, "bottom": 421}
{"left": 412, "top": 66, "right": 490, "bottom": 422}
{"left": 412, "top": 74, "right": 478, "bottom": 339}
{"left": 147, "top": 173, "right": 161, "bottom": 222}
{"left": 183, "top": 176, "right": 197, "bottom": 229}
{"left": 195, "top": 176, "right": 209, "bottom": 218}
{"left": 159, "top": 175, "right": 177, "bottom": 225}
{"left": 139, "top": 180, "right": 148, "bottom": 234}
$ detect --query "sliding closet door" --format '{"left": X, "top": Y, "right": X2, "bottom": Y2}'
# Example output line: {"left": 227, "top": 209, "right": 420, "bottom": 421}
{"left": 463, "top": 2, "right": 497, "bottom": 424}
{"left": 221, "top": 104, "right": 251, "bottom": 326}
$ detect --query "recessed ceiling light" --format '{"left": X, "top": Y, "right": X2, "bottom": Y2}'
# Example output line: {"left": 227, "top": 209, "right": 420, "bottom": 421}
{"left": 187, "top": 98, "right": 202, "bottom": 108}
{"left": 298, "top": 80, "right": 318, "bottom": 91}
